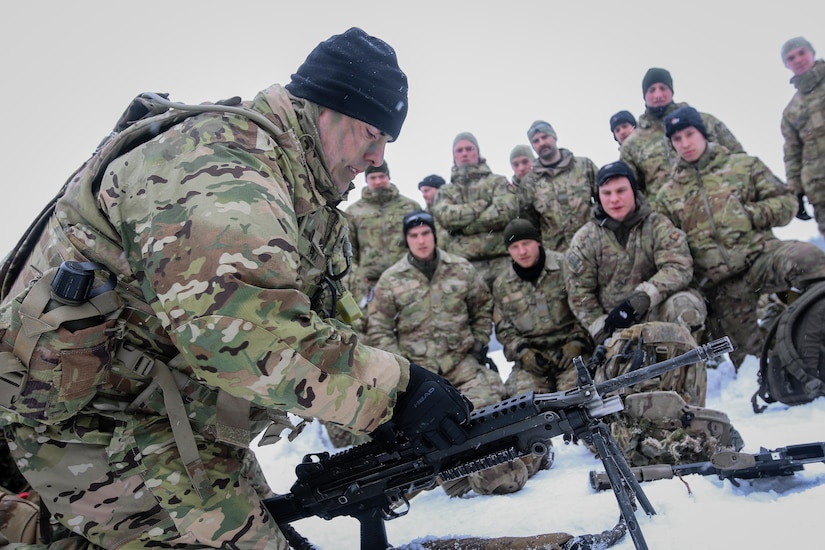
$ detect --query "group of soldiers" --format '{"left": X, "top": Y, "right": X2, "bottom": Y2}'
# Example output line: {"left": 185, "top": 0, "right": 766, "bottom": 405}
{"left": 341, "top": 36, "right": 825, "bottom": 495}
{"left": 1, "top": 27, "right": 825, "bottom": 550}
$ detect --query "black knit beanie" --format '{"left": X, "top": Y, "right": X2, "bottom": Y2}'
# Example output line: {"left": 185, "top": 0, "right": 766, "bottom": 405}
{"left": 403, "top": 210, "right": 437, "bottom": 244}
{"left": 596, "top": 161, "right": 638, "bottom": 194}
{"left": 285, "top": 27, "right": 409, "bottom": 141}
{"left": 642, "top": 68, "right": 673, "bottom": 94}
{"left": 418, "top": 174, "right": 446, "bottom": 190}
{"left": 665, "top": 106, "right": 708, "bottom": 139}
{"left": 609, "top": 110, "right": 637, "bottom": 133}
{"left": 365, "top": 161, "right": 390, "bottom": 178}
{"left": 503, "top": 219, "right": 541, "bottom": 246}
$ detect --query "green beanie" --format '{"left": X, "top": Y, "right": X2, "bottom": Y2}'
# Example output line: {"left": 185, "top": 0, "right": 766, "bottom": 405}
{"left": 781, "top": 36, "right": 815, "bottom": 60}
{"left": 510, "top": 144, "right": 535, "bottom": 162}
{"left": 453, "top": 131, "right": 479, "bottom": 151}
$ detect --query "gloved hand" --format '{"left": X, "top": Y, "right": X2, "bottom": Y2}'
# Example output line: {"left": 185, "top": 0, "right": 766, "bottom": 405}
{"left": 389, "top": 363, "right": 472, "bottom": 451}
{"left": 603, "top": 301, "right": 637, "bottom": 335}
{"left": 470, "top": 341, "right": 489, "bottom": 365}
{"left": 557, "top": 340, "right": 589, "bottom": 373}
{"left": 518, "top": 346, "right": 552, "bottom": 376}
{"left": 796, "top": 193, "right": 813, "bottom": 221}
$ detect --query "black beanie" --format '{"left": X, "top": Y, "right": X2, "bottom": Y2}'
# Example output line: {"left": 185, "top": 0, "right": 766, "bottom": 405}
{"left": 365, "top": 161, "right": 390, "bottom": 178}
{"left": 418, "top": 174, "right": 445, "bottom": 190}
{"left": 596, "top": 161, "right": 637, "bottom": 192}
{"left": 609, "top": 110, "right": 637, "bottom": 133}
{"left": 503, "top": 219, "right": 541, "bottom": 246}
{"left": 285, "top": 27, "right": 409, "bottom": 141}
{"left": 403, "top": 210, "right": 437, "bottom": 242}
{"left": 665, "top": 106, "right": 708, "bottom": 139}
{"left": 642, "top": 68, "right": 673, "bottom": 94}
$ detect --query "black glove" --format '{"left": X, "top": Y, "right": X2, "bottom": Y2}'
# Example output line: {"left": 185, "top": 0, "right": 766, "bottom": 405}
{"left": 796, "top": 193, "right": 813, "bottom": 221}
{"left": 604, "top": 300, "right": 637, "bottom": 334}
{"left": 389, "top": 364, "right": 472, "bottom": 451}
{"left": 470, "top": 341, "right": 489, "bottom": 365}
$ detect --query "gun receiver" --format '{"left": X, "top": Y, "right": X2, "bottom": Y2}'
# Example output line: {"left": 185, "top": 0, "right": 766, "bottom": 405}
{"left": 265, "top": 337, "right": 733, "bottom": 550}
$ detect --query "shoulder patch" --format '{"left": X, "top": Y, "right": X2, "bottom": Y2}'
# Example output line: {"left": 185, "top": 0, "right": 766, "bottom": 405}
{"left": 565, "top": 251, "right": 584, "bottom": 275}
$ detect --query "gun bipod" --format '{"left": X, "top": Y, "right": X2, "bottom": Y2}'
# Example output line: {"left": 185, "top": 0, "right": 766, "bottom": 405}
{"left": 587, "top": 422, "right": 654, "bottom": 550}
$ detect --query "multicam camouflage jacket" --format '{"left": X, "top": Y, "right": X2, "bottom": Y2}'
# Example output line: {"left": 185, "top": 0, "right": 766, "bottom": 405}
{"left": 518, "top": 149, "right": 598, "bottom": 252}
{"left": 431, "top": 162, "right": 518, "bottom": 262}
{"left": 565, "top": 195, "right": 694, "bottom": 336}
{"left": 655, "top": 143, "right": 796, "bottom": 289}
{"left": 345, "top": 183, "right": 420, "bottom": 283}
{"left": 492, "top": 249, "right": 588, "bottom": 361}
{"left": 0, "top": 84, "right": 409, "bottom": 437}
{"left": 620, "top": 101, "right": 745, "bottom": 197}
{"left": 782, "top": 59, "right": 825, "bottom": 202}
{"left": 367, "top": 249, "right": 492, "bottom": 376}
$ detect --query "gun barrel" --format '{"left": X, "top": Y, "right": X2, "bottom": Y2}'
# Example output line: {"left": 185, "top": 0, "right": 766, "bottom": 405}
{"left": 595, "top": 337, "right": 733, "bottom": 395}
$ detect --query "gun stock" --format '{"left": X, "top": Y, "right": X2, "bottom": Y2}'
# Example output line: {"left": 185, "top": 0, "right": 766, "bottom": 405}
{"left": 589, "top": 441, "right": 825, "bottom": 491}
{"left": 265, "top": 337, "right": 733, "bottom": 550}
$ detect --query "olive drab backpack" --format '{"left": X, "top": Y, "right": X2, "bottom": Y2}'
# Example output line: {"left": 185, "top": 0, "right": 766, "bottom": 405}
{"left": 752, "top": 281, "right": 825, "bottom": 413}
{"left": 596, "top": 321, "right": 707, "bottom": 407}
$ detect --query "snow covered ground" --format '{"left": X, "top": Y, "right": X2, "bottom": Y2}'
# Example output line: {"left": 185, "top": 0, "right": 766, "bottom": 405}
{"left": 255, "top": 217, "right": 825, "bottom": 550}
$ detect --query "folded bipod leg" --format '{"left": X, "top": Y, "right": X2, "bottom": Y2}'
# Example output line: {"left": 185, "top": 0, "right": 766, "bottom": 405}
{"left": 589, "top": 423, "right": 654, "bottom": 550}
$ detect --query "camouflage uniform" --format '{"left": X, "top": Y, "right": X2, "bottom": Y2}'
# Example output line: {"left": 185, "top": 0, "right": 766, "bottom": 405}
{"left": 565, "top": 194, "right": 707, "bottom": 343}
{"left": 492, "top": 249, "right": 591, "bottom": 396}
{"left": 518, "top": 149, "right": 598, "bottom": 252}
{"left": 656, "top": 142, "right": 825, "bottom": 366}
{"left": 0, "top": 85, "right": 409, "bottom": 549}
{"left": 345, "top": 183, "right": 420, "bottom": 322}
{"left": 368, "top": 250, "right": 536, "bottom": 496}
{"left": 782, "top": 58, "right": 825, "bottom": 235}
{"left": 620, "top": 102, "right": 744, "bottom": 197}
{"left": 430, "top": 163, "right": 519, "bottom": 288}
{"left": 367, "top": 249, "right": 501, "bottom": 406}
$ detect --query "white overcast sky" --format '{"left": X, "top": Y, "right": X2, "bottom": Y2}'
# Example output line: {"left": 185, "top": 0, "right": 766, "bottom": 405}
{"left": 1, "top": 0, "right": 823, "bottom": 255}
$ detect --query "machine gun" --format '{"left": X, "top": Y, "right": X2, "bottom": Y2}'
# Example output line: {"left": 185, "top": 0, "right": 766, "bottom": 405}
{"left": 264, "top": 337, "right": 733, "bottom": 550}
{"left": 589, "top": 441, "right": 825, "bottom": 492}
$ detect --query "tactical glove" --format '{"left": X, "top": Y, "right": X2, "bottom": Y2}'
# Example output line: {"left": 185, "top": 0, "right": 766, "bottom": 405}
{"left": 557, "top": 340, "right": 589, "bottom": 373}
{"left": 604, "top": 300, "right": 637, "bottom": 335}
{"left": 518, "top": 346, "right": 552, "bottom": 376}
{"left": 796, "top": 193, "right": 813, "bottom": 221}
{"left": 388, "top": 363, "right": 472, "bottom": 451}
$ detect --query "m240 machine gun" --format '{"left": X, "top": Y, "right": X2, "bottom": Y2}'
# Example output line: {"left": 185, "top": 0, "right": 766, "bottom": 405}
{"left": 265, "top": 337, "right": 734, "bottom": 550}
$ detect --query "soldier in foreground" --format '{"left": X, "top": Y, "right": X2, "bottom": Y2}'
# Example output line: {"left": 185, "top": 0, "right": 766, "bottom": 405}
{"left": 0, "top": 28, "right": 472, "bottom": 549}
{"left": 368, "top": 211, "right": 537, "bottom": 497}
{"left": 656, "top": 106, "right": 825, "bottom": 369}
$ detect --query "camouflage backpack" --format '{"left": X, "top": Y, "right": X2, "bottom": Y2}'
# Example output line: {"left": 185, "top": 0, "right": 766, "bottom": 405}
{"left": 596, "top": 321, "right": 707, "bottom": 407}
{"left": 752, "top": 281, "right": 825, "bottom": 413}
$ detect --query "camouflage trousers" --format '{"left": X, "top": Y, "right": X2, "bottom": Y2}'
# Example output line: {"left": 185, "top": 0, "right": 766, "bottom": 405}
{"left": 704, "top": 239, "right": 825, "bottom": 367}
{"left": 503, "top": 363, "right": 577, "bottom": 399}
{"left": 5, "top": 416, "right": 284, "bottom": 550}
{"left": 645, "top": 289, "right": 707, "bottom": 343}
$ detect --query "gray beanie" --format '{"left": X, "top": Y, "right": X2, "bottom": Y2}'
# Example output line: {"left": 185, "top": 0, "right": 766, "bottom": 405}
{"left": 527, "top": 120, "right": 557, "bottom": 141}
{"left": 509, "top": 144, "right": 535, "bottom": 162}
{"left": 781, "top": 36, "right": 815, "bottom": 60}
{"left": 453, "top": 131, "right": 479, "bottom": 151}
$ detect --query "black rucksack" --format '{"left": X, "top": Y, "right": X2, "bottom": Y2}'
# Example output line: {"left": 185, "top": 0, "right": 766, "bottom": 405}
{"left": 752, "top": 281, "right": 825, "bottom": 413}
